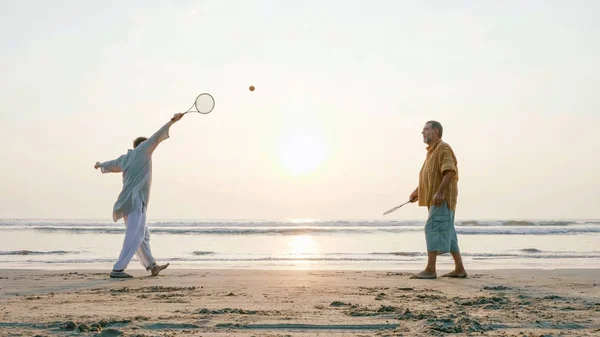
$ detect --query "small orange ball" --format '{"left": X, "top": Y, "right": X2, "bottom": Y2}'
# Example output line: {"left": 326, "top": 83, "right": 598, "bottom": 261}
{"left": 249, "top": 85, "right": 255, "bottom": 91}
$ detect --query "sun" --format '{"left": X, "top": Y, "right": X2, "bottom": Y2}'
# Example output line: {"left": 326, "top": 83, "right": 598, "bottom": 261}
{"left": 278, "top": 132, "right": 327, "bottom": 176}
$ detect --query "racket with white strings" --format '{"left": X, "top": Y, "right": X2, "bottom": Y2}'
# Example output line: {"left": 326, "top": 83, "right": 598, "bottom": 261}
{"left": 172, "top": 93, "right": 215, "bottom": 121}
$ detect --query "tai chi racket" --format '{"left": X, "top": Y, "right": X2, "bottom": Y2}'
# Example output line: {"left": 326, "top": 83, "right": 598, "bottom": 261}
{"left": 382, "top": 200, "right": 412, "bottom": 215}
{"left": 172, "top": 93, "right": 215, "bottom": 120}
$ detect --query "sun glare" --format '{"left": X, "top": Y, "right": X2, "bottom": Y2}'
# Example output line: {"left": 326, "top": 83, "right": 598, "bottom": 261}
{"left": 278, "top": 133, "right": 327, "bottom": 176}
{"left": 287, "top": 235, "right": 317, "bottom": 255}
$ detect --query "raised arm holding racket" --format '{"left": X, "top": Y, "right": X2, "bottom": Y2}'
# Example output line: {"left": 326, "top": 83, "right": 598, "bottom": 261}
{"left": 94, "top": 92, "right": 215, "bottom": 279}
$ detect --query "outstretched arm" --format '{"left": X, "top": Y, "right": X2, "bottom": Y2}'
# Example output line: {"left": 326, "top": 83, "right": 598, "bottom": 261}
{"left": 136, "top": 113, "right": 184, "bottom": 155}
{"left": 95, "top": 155, "right": 126, "bottom": 173}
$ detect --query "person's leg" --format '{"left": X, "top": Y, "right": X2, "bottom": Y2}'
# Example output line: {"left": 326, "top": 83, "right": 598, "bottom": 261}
{"left": 134, "top": 201, "right": 169, "bottom": 276}
{"left": 136, "top": 227, "right": 155, "bottom": 268}
{"left": 412, "top": 201, "right": 457, "bottom": 279}
{"left": 412, "top": 204, "right": 445, "bottom": 279}
{"left": 442, "top": 208, "right": 467, "bottom": 278}
{"left": 411, "top": 251, "right": 438, "bottom": 279}
{"left": 112, "top": 196, "right": 146, "bottom": 276}
{"left": 134, "top": 201, "right": 155, "bottom": 270}
{"left": 442, "top": 252, "right": 466, "bottom": 277}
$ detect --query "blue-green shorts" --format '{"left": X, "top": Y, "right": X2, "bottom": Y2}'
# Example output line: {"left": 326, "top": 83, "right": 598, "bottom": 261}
{"left": 424, "top": 201, "right": 460, "bottom": 254}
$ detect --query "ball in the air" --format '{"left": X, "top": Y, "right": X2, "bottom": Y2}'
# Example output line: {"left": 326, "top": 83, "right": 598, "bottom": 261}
{"left": 249, "top": 85, "right": 255, "bottom": 91}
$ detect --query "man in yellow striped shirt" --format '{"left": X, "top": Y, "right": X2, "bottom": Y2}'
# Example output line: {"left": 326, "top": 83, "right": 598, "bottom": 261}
{"left": 409, "top": 121, "right": 467, "bottom": 279}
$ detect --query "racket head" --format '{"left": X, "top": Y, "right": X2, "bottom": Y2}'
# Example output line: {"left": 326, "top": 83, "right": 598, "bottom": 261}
{"left": 382, "top": 201, "right": 410, "bottom": 215}
{"left": 194, "top": 93, "right": 215, "bottom": 114}
{"left": 383, "top": 205, "right": 401, "bottom": 215}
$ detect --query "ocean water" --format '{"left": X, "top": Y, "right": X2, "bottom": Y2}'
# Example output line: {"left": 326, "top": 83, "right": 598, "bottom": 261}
{"left": 1, "top": 219, "right": 599, "bottom": 271}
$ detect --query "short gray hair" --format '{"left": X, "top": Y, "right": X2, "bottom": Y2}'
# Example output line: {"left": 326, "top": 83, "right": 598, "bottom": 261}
{"left": 426, "top": 120, "right": 443, "bottom": 137}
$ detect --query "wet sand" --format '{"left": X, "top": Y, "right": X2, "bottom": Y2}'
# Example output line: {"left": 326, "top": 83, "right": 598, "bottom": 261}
{"left": 0, "top": 268, "right": 599, "bottom": 336}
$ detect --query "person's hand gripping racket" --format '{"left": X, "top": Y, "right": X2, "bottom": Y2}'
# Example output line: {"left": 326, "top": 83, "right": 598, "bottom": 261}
{"left": 171, "top": 112, "right": 184, "bottom": 122}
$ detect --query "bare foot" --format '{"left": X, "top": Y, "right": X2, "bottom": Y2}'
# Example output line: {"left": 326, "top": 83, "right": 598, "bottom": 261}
{"left": 151, "top": 263, "right": 169, "bottom": 276}
{"left": 410, "top": 270, "right": 437, "bottom": 279}
{"left": 442, "top": 270, "right": 467, "bottom": 278}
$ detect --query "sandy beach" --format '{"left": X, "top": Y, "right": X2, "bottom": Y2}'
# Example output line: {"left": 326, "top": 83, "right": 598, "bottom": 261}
{"left": 0, "top": 269, "right": 599, "bottom": 336}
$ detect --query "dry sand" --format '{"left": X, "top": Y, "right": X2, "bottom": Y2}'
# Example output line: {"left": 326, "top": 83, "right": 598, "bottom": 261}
{"left": 0, "top": 268, "right": 599, "bottom": 336}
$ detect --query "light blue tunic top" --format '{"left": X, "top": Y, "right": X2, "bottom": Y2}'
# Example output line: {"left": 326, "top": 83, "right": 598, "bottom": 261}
{"left": 99, "top": 121, "right": 172, "bottom": 222}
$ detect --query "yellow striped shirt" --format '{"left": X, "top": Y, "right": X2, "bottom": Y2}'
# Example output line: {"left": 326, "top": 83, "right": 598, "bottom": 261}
{"left": 418, "top": 139, "right": 459, "bottom": 210}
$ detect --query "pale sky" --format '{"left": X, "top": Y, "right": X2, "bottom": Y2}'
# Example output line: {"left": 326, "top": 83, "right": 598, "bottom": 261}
{"left": 1, "top": 0, "right": 598, "bottom": 220}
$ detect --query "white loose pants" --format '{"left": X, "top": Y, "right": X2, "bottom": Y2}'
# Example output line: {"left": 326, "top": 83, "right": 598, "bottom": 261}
{"left": 113, "top": 195, "right": 156, "bottom": 271}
